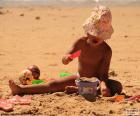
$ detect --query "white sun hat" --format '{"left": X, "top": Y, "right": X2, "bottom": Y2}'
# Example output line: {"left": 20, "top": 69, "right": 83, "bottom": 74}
{"left": 83, "top": 5, "right": 114, "bottom": 40}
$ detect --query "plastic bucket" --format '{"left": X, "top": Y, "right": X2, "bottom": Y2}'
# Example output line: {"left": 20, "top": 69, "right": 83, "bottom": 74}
{"left": 75, "top": 77, "right": 99, "bottom": 96}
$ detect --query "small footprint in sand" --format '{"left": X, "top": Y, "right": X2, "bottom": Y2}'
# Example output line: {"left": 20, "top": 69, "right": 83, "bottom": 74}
{"left": 61, "top": 15, "right": 68, "bottom": 18}
{"left": 20, "top": 13, "right": 24, "bottom": 16}
{"left": 44, "top": 52, "right": 56, "bottom": 55}
{"left": 136, "top": 14, "right": 140, "bottom": 16}
{"left": 0, "top": 11, "right": 4, "bottom": 15}
{"left": 109, "top": 70, "right": 117, "bottom": 77}
{"left": 124, "top": 35, "right": 128, "bottom": 38}
{"left": 5, "top": 63, "right": 12, "bottom": 66}
{"left": 29, "top": 8, "right": 34, "bottom": 11}
{"left": 124, "top": 71, "right": 129, "bottom": 74}
{"left": 72, "top": 33, "right": 75, "bottom": 36}
{"left": 53, "top": 18, "right": 56, "bottom": 21}
{"left": 48, "top": 64, "right": 58, "bottom": 66}
{"left": 35, "top": 16, "right": 40, "bottom": 20}
{"left": 125, "top": 85, "right": 133, "bottom": 88}
{"left": 0, "top": 53, "right": 5, "bottom": 56}
{"left": 72, "top": 27, "right": 75, "bottom": 30}
{"left": 58, "top": 8, "right": 61, "bottom": 11}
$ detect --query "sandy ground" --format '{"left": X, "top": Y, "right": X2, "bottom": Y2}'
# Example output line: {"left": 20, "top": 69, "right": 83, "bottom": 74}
{"left": 0, "top": 5, "right": 140, "bottom": 115}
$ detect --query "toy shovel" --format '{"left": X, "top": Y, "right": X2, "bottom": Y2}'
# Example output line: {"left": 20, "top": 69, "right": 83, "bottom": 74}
{"left": 0, "top": 99, "right": 13, "bottom": 112}
{"left": 69, "top": 50, "right": 81, "bottom": 59}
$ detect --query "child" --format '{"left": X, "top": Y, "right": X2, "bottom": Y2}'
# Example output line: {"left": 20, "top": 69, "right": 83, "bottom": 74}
{"left": 9, "top": 6, "right": 122, "bottom": 97}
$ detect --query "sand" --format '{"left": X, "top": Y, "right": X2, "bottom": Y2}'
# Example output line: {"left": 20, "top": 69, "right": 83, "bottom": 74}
{"left": 0, "top": 5, "right": 140, "bottom": 115}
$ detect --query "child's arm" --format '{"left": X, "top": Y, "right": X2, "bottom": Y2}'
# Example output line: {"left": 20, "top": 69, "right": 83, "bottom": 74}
{"left": 98, "top": 46, "right": 112, "bottom": 83}
{"left": 98, "top": 46, "right": 112, "bottom": 97}
{"left": 62, "top": 38, "right": 82, "bottom": 65}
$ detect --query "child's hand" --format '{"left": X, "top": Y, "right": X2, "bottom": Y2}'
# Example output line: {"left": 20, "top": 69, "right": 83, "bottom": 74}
{"left": 62, "top": 55, "right": 73, "bottom": 65}
{"left": 100, "top": 81, "right": 111, "bottom": 97}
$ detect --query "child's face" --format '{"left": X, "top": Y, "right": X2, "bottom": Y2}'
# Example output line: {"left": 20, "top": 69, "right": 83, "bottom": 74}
{"left": 87, "top": 33, "right": 104, "bottom": 47}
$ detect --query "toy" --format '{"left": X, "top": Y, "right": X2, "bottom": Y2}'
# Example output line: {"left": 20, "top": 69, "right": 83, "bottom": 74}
{"left": 0, "top": 95, "right": 32, "bottom": 112}
{"left": 19, "top": 69, "right": 34, "bottom": 85}
{"left": 69, "top": 50, "right": 81, "bottom": 59}
{"left": 19, "top": 65, "right": 41, "bottom": 85}
{"left": 7, "top": 95, "right": 32, "bottom": 105}
{"left": 32, "top": 80, "right": 45, "bottom": 84}
{"left": 109, "top": 95, "right": 125, "bottom": 102}
{"left": 59, "top": 72, "right": 72, "bottom": 77}
{"left": 75, "top": 77, "right": 99, "bottom": 96}
{"left": 0, "top": 99, "right": 13, "bottom": 112}
{"left": 27, "top": 65, "right": 40, "bottom": 79}
{"left": 32, "top": 78, "right": 55, "bottom": 84}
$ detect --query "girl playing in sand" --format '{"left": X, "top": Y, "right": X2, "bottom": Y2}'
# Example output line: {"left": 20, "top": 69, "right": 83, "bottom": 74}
{"left": 9, "top": 5, "right": 122, "bottom": 97}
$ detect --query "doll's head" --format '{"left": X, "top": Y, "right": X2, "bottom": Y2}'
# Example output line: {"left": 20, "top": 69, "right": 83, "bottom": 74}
{"left": 27, "top": 65, "right": 40, "bottom": 80}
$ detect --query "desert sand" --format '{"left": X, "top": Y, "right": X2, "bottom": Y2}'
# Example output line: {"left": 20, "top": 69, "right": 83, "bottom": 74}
{"left": 0, "top": 4, "right": 140, "bottom": 115}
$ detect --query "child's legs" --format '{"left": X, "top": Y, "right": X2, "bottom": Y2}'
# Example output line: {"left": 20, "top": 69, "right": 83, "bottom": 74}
{"left": 9, "top": 75, "right": 79, "bottom": 95}
{"left": 107, "top": 79, "right": 123, "bottom": 96}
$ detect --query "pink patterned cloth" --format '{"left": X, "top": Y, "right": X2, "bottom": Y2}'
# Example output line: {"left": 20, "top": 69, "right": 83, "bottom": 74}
{"left": 83, "top": 5, "right": 114, "bottom": 40}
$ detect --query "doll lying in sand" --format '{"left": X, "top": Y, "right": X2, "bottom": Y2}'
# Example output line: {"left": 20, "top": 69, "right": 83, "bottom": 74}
{"left": 9, "top": 5, "right": 122, "bottom": 97}
{"left": 18, "top": 65, "right": 55, "bottom": 85}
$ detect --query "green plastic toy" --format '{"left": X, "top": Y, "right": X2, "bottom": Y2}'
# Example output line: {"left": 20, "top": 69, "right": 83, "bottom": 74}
{"left": 32, "top": 72, "right": 72, "bottom": 84}
{"left": 32, "top": 80, "right": 45, "bottom": 84}
{"left": 59, "top": 72, "right": 72, "bottom": 77}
